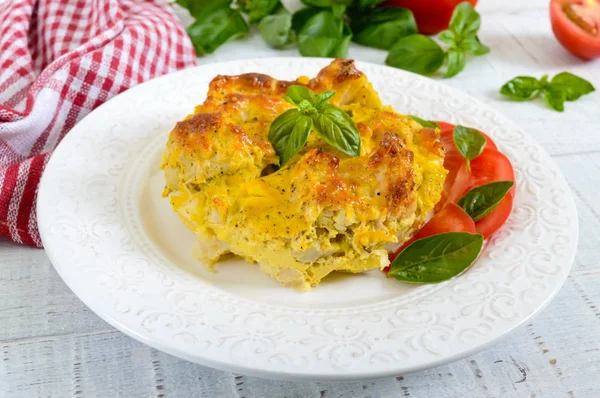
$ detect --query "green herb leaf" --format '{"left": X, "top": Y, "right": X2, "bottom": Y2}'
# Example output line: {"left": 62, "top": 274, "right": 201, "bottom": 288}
{"left": 238, "top": 0, "right": 281, "bottom": 23}
{"left": 550, "top": 72, "right": 595, "bottom": 101}
{"left": 351, "top": 7, "right": 417, "bottom": 50}
{"left": 297, "top": 10, "right": 347, "bottom": 57}
{"left": 386, "top": 34, "right": 445, "bottom": 75}
{"left": 301, "top": 0, "right": 352, "bottom": 7}
{"left": 358, "top": 0, "right": 386, "bottom": 9}
{"left": 461, "top": 35, "right": 490, "bottom": 55}
{"left": 259, "top": 12, "right": 294, "bottom": 49}
{"left": 268, "top": 109, "right": 303, "bottom": 165}
{"left": 499, "top": 76, "right": 542, "bottom": 101}
{"left": 457, "top": 181, "right": 514, "bottom": 221}
{"left": 315, "top": 91, "right": 336, "bottom": 108}
{"left": 281, "top": 115, "right": 314, "bottom": 165}
{"left": 543, "top": 86, "right": 566, "bottom": 112}
{"left": 329, "top": 24, "right": 352, "bottom": 57}
{"left": 284, "top": 85, "right": 317, "bottom": 106}
{"left": 449, "top": 2, "right": 481, "bottom": 37}
{"left": 410, "top": 116, "right": 440, "bottom": 129}
{"left": 438, "top": 29, "right": 457, "bottom": 46}
{"left": 445, "top": 48, "right": 467, "bottom": 78}
{"left": 291, "top": 7, "right": 320, "bottom": 32}
{"left": 180, "top": 0, "right": 231, "bottom": 18}
{"left": 453, "top": 125, "right": 486, "bottom": 170}
{"left": 312, "top": 104, "right": 361, "bottom": 157}
{"left": 186, "top": 7, "right": 249, "bottom": 55}
{"left": 388, "top": 232, "right": 484, "bottom": 283}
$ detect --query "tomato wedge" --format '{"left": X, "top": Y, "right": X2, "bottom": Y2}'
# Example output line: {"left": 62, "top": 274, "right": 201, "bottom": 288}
{"left": 447, "top": 148, "right": 516, "bottom": 204}
{"left": 387, "top": 203, "right": 476, "bottom": 266}
{"left": 475, "top": 192, "right": 514, "bottom": 239}
{"left": 550, "top": 0, "right": 600, "bottom": 60}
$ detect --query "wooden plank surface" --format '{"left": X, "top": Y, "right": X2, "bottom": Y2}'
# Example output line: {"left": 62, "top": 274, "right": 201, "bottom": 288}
{"left": 2, "top": 0, "right": 600, "bottom": 396}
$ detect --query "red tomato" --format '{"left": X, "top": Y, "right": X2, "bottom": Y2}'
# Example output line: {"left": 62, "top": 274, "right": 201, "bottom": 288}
{"left": 387, "top": 203, "right": 476, "bottom": 265}
{"left": 447, "top": 148, "right": 516, "bottom": 204}
{"left": 475, "top": 192, "right": 514, "bottom": 239}
{"left": 383, "top": 0, "right": 478, "bottom": 34}
{"left": 550, "top": 0, "right": 600, "bottom": 60}
{"left": 434, "top": 121, "right": 498, "bottom": 211}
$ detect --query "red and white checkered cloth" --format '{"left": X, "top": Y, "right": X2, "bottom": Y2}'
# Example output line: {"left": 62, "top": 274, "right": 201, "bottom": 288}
{"left": 0, "top": 0, "right": 197, "bottom": 247}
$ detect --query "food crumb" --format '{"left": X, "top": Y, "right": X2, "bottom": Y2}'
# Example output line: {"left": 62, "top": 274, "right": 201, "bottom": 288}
{"left": 549, "top": 359, "right": 557, "bottom": 365}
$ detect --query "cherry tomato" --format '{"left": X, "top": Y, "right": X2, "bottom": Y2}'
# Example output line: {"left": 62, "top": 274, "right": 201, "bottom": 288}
{"left": 387, "top": 203, "right": 476, "bottom": 265}
{"left": 550, "top": 0, "right": 600, "bottom": 60}
{"left": 447, "top": 148, "right": 516, "bottom": 204}
{"left": 475, "top": 192, "right": 514, "bottom": 239}
{"left": 383, "top": 0, "right": 478, "bottom": 34}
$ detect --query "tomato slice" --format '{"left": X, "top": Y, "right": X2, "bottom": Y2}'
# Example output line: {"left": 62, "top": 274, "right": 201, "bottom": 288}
{"left": 550, "top": 0, "right": 600, "bottom": 60}
{"left": 447, "top": 148, "right": 516, "bottom": 204}
{"left": 475, "top": 192, "right": 514, "bottom": 239}
{"left": 387, "top": 203, "right": 476, "bottom": 266}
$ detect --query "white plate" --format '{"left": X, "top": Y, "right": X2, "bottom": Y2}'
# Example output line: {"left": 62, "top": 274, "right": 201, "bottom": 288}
{"left": 37, "top": 58, "right": 578, "bottom": 381}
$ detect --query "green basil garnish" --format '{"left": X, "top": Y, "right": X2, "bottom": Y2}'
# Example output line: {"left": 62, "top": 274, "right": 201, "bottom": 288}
{"left": 457, "top": 181, "right": 514, "bottom": 221}
{"left": 312, "top": 104, "right": 361, "bottom": 157}
{"left": 301, "top": 0, "right": 352, "bottom": 7}
{"left": 269, "top": 86, "right": 360, "bottom": 165}
{"left": 410, "top": 116, "right": 440, "bottom": 129}
{"left": 297, "top": 10, "right": 349, "bottom": 57}
{"left": 351, "top": 7, "right": 417, "bottom": 50}
{"left": 386, "top": 34, "right": 445, "bottom": 75}
{"left": 453, "top": 125, "right": 486, "bottom": 170}
{"left": 500, "top": 72, "right": 595, "bottom": 112}
{"left": 291, "top": 7, "right": 321, "bottom": 32}
{"left": 186, "top": 5, "right": 249, "bottom": 55}
{"left": 238, "top": 0, "right": 280, "bottom": 23}
{"left": 445, "top": 48, "right": 467, "bottom": 78}
{"left": 388, "top": 232, "right": 484, "bottom": 283}
{"left": 357, "top": 0, "right": 386, "bottom": 9}
{"left": 258, "top": 11, "right": 294, "bottom": 49}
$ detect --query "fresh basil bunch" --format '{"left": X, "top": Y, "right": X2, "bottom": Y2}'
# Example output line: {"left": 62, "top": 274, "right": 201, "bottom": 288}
{"left": 269, "top": 86, "right": 360, "bottom": 165}
{"left": 500, "top": 72, "right": 595, "bottom": 112}
{"left": 386, "top": 2, "right": 489, "bottom": 77}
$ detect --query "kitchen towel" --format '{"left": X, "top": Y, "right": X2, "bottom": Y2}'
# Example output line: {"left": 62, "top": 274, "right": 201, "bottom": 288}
{"left": 0, "top": 0, "right": 197, "bottom": 246}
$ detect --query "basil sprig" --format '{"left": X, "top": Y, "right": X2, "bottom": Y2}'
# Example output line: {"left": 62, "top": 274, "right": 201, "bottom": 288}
{"left": 500, "top": 72, "right": 595, "bottom": 112}
{"left": 350, "top": 7, "right": 417, "bottom": 50}
{"left": 458, "top": 181, "right": 514, "bottom": 221}
{"left": 410, "top": 115, "right": 440, "bottom": 129}
{"left": 259, "top": 10, "right": 295, "bottom": 49}
{"left": 386, "top": 2, "right": 489, "bottom": 77}
{"left": 297, "top": 10, "right": 352, "bottom": 57}
{"left": 269, "top": 86, "right": 360, "bottom": 165}
{"left": 453, "top": 125, "right": 486, "bottom": 171}
{"left": 388, "top": 232, "right": 484, "bottom": 283}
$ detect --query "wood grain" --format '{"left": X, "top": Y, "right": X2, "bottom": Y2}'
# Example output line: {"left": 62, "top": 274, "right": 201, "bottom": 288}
{"left": 2, "top": 0, "right": 600, "bottom": 396}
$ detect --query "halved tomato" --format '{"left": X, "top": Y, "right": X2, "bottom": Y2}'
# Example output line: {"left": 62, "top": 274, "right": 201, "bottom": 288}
{"left": 387, "top": 203, "right": 476, "bottom": 265}
{"left": 550, "top": 0, "right": 600, "bottom": 60}
{"left": 475, "top": 192, "right": 514, "bottom": 239}
{"left": 447, "top": 148, "right": 516, "bottom": 204}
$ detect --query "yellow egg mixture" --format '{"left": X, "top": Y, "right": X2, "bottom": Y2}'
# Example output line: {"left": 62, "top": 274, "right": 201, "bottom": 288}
{"left": 161, "top": 59, "right": 446, "bottom": 291}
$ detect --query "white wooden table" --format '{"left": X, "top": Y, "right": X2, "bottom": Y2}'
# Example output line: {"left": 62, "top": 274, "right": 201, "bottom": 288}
{"left": 2, "top": 0, "right": 600, "bottom": 396}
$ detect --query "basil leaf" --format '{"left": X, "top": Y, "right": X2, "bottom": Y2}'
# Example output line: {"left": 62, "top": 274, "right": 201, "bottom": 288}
{"left": 550, "top": 72, "right": 595, "bottom": 101}
{"left": 329, "top": 24, "right": 352, "bottom": 58}
{"left": 445, "top": 48, "right": 466, "bottom": 78}
{"left": 269, "top": 109, "right": 302, "bottom": 165}
{"left": 301, "top": 0, "right": 352, "bottom": 7}
{"left": 312, "top": 104, "right": 361, "bottom": 157}
{"left": 457, "top": 181, "right": 514, "bottom": 221}
{"left": 453, "top": 125, "right": 486, "bottom": 170}
{"left": 388, "top": 232, "right": 484, "bottom": 283}
{"left": 499, "top": 76, "right": 542, "bottom": 101}
{"left": 315, "top": 91, "right": 336, "bottom": 108}
{"left": 351, "top": 7, "right": 417, "bottom": 50}
{"left": 238, "top": 0, "right": 280, "bottom": 23}
{"left": 386, "top": 34, "right": 445, "bottom": 75}
{"left": 461, "top": 35, "right": 490, "bottom": 55}
{"left": 358, "top": 0, "right": 386, "bottom": 9}
{"left": 187, "top": 7, "right": 249, "bottom": 55}
{"left": 438, "top": 30, "right": 457, "bottom": 46}
{"left": 543, "top": 86, "right": 566, "bottom": 112}
{"left": 410, "top": 115, "right": 440, "bottom": 129}
{"left": 292, "top": 7, "right": 320, "bottom": 32}
{"left": 449, "top": 2, "right": 481, "bottom": 37}
{"left": 259, "top": 12, "right": 294, "bottom": 49}
{"left": 284, "top": 85, "right": 317, "bottom": 106}
{"left": 281, "top": 115, "right": 314, "bottom": 165}
{"left": 297, "top": 10, "right": 345, "bottom": 57}
{"left": 181, "top": 0, "right": 231, "bottom": 18}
